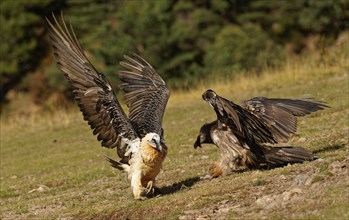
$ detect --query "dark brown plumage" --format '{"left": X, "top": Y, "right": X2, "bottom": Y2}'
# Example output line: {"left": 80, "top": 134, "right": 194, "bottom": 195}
{"left": 118, "top": 54, "right": 170, "bottom": 138}
{"left": 194, "top": 89, "right": 329, "bottom": 178}
{"left": 47, "top": 13, "right": 169, "bottom": 199}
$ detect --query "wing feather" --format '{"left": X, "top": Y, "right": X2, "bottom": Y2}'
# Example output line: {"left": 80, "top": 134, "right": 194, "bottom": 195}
{"left": 117, "top": 53, "right": 170, "bottom": 137}
{"left": 217, "top": 96, "right": 276, "bottom": 144}
{"left": 47, "top": 13, "right": 138, "bottom": 160}
{"left": 202, "top": 90, "right": 276, "bottom": 145}
{"left": 241, "top": 97, "right": 329, "bottom": 142}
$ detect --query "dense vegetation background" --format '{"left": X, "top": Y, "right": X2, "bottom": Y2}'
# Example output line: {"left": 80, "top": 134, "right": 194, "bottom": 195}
{"left": 0, "top": 0, "right": 348, "bottom": 110}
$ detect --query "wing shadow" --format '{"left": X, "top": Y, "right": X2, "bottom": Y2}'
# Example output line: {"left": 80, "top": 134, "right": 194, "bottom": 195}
{"left": 312, "top": 144, "right": 346, "bottom": 154}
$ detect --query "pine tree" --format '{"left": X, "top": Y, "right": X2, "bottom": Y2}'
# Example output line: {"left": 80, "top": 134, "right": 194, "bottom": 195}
{"left": 0, "top": 0, "right": 62, "bottom": 103}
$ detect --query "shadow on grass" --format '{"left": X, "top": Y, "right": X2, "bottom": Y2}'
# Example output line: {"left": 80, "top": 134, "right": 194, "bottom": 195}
{"left": 150, "top": 176, "right": 201, "bottom": 197}
{"left": 312, "top": 144, "right": 346, "bottom": 154}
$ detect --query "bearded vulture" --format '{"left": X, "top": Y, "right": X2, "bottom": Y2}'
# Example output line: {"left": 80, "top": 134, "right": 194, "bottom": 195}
{"left": 47, "top": 14, "right": 169, "bottom": 200}
{"left": 194, "top": 89, "right": 329, "bottom": 178}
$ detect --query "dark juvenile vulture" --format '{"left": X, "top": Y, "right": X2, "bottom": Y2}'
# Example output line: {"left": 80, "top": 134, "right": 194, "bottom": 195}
{"left": 194, "top": 89, "right": 329, "bottom": 178}
{"left": 47, "top": 14, "right": 169, "bottom": 200}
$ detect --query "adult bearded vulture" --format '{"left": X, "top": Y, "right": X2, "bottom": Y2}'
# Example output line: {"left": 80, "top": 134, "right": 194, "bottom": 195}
{"left": 194, "top": 89, "right": 328, "bottom": 178}
{"left": 47, "top": 14, "right": 169, "bottom": 200}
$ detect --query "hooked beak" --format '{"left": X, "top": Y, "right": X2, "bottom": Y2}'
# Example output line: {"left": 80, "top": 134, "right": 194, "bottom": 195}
{"left": 148, "top": 139, "right": 162, "bottom": 152}
{"left": 194, "top": 135, "right": 202, "bottom": 149}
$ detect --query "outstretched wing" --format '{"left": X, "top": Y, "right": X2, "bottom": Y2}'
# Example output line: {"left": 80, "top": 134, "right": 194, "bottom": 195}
{"left": 117, "top": 53, "right": 170, "bottom": 138}
{"left": 241, "top": 97, "right": 329, "bottom": 142}
{"left": 203, "top": 90, "right": 276, "bottom": 145}
{"left": 47, "top": 13, "right": 138, "bottom": 159}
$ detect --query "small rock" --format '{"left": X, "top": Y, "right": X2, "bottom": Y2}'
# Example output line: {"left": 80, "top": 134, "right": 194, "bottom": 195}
{"left": 298, "top": 137, "right": 306, "bottom": 142}
{"left": 28, "top": 185, "right": 49, "bottom": 194}
{"left": 37, "top": 185, "right": 47, "bottom": 192}
{"left": 328, "top": 161, "right": 344, "bottom": 175}
{"left": 201, "top": 155, "right": 209, "bottom": 160}
{"left": 183, "top": 210, "right": 199, "bottom": 215}
{"left": 305, "top": 177, "right": 313, "bottom": 186}
{"left": 59, "top": 218, "right": 74, "bottom": 220}
{"left": 10, "top": 175, "right": 17, "bottom": 179}
{"left": 200, "top": 174, "right": 212, "bottom": 180}
{"left": 211, "top": 206, "right": 219, "bottom": 213}
{"left": 219, "top": 207, "right": 231, "bottom": 213}
{"left": 220, "top": 199, "right": 229, "bottom": 205}
{"left": 256, "top": 195, "right": 278, "bottom": 209}
{"left": 283, "top": 188, "right": 302, "bottom": 201}
{"left": 291, "top": 174, "right": 310, "bottom": 188}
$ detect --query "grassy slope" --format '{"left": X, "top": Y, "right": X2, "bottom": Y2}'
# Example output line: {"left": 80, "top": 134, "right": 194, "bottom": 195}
{"left": 1, "top": 43, "right": 348, "bottom": 219}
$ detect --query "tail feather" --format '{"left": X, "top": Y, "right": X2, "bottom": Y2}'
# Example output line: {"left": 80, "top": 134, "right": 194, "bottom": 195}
{"left": 265, "top": 146, "right": 317, "bottom": 166}
{"left": 104, "top": 154, "right": 124, "bottom": 170}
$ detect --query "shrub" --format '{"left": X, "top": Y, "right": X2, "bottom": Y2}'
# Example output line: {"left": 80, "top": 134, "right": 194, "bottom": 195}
{"left": 204, "top": 23, "right": 285, "bottom": 77}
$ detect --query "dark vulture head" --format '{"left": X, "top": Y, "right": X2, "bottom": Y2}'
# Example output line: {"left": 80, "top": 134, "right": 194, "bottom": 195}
{"left": 194, "top": 121, "right": 216, "bottom": 149}
{"left": 202, "top": 89, "right": 217, "bottom": 107}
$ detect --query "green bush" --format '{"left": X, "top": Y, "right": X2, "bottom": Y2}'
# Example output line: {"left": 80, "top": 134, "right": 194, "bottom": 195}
{"left": 205, "top": 24, "right": 285, "bottom": 77}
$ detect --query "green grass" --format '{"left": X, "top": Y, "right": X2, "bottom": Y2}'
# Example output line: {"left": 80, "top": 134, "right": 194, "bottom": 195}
{"left": 1, "top": 42, "right": 348, "bottom": 219}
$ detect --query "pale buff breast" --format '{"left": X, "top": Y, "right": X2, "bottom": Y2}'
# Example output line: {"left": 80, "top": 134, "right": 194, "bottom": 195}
{"left": 140, "top": 143, "right": 167, "bottom": 183}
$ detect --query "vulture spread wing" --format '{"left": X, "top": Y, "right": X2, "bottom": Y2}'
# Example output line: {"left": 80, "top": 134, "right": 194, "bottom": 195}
{"left": 241, "top": 97, "right": 329, "bottom": 142}
{"left": 47, "top": 14, "right": 138, "bottom": 160}
{"left": 203, "top": 90, "right": 276, "bottom": 145}
{"left": 118, "top": 53, "right": 170, "bottom": 138}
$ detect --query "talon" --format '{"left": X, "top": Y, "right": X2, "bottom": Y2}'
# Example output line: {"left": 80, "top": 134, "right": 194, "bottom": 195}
{"left": 146, "top": 181, "right": 154, "bottom": 194}
{"left": 135, "top": 196, "right": 147, "bottom": 201}
{"left": 155, "top": 193, "right": 162, "bottom": 198}
{"left": 147, "top": 187, "right": 154, "bottom": 194}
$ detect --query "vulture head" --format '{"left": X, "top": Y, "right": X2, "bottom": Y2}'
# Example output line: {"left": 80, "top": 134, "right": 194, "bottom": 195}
{"left": 194, "top": 122, "right": 215, "bottom": 149}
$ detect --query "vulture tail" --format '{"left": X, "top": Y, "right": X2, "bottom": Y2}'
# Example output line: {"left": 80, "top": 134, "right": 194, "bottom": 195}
{"left": 264, "top": 146, "right": 318, "bottom": 167}
{"left": 104, "top": 154, "right": 124, "bottom": 170}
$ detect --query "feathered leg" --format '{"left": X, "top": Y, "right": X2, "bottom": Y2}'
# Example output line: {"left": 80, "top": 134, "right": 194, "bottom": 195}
{"left": 131, "top": 170, "right": 145, "bottom": 200}
{"left": 209, "top": 152, "right": 249, "bottom": 178}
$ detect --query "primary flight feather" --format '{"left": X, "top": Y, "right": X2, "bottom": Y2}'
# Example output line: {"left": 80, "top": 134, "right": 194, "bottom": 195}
{"left": 47, "top": 13, "right": 169, "bottom": 200}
